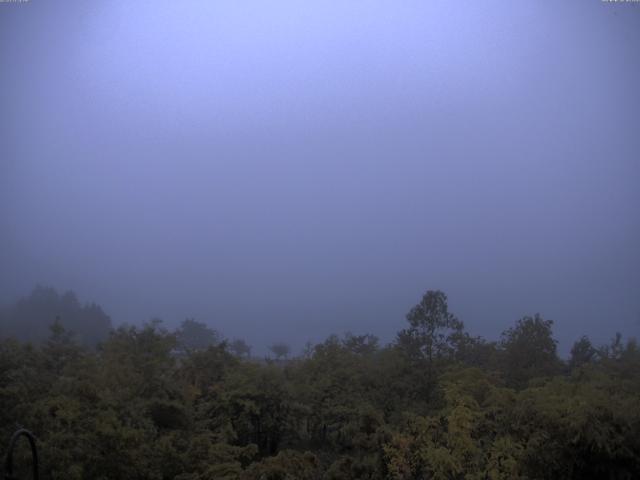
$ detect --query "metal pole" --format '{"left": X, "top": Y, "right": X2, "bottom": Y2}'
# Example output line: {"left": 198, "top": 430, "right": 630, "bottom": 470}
{"left": 4, "top": 429, "right": 38, "bottom": 480}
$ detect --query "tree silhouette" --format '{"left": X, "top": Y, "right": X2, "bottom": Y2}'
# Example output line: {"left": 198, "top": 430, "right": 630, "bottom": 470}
{"left": 0, "top": 286, "right": 111, "bottom": 346}
{"left": 175, "top": 318, "right": 220, "bottom": 352}
{"left": 397, "top": 290, "right": 464, "bottom": 365}
{"left": 230, "top": 338, "right": 252, "bottom": 358}
{"left": 569, "top": 335, "right": 597, "bottom": 369}
{"left": 269, "top": 342, "right": 291, "bottom": 361}
{"left": 500, "top": 313, "right": 560, "bottom": 387}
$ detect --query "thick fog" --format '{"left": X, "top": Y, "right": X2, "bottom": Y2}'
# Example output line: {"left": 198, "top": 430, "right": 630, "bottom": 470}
{"left": 1, "top": 0, "right": 639, "bottom": 353}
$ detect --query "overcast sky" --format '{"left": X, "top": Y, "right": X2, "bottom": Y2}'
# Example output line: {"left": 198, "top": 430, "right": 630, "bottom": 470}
{"left": 1, "top": 0, "right": 639, "bottom": 353}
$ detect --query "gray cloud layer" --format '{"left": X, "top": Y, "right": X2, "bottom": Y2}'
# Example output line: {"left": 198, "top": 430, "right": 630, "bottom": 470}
{"left": 1, "top": 0, "right": 639, "bottom": 352}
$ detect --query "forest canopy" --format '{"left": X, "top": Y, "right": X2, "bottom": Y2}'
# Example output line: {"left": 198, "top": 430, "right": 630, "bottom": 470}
{"left": 0, "top": 288, "right": 639, "bottom": 479}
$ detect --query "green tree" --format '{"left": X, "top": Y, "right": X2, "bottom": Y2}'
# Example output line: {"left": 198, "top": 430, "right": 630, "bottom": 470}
{"left": 176, "top": 318, "right": 221, "bottom": 352}
{"left": 342, "top": 333, "right": 379, "bottom": 356}
{"left": 500, "top": 314, "right": 560, "bottom": 388}
{"left": 569, "top": 335, "right": 597, "bottom": 370}
{"left": 397, "top": 290, "right": 464, "bottom": 365}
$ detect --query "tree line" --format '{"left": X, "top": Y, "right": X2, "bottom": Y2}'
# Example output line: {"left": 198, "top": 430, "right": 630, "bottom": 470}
{"left": 0, "top": 289, "right": 639, "bottom": 479}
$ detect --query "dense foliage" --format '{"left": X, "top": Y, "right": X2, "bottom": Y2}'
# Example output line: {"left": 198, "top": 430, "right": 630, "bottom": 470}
{"left": 1, "top": 290, "right": 639, "bottom": 479}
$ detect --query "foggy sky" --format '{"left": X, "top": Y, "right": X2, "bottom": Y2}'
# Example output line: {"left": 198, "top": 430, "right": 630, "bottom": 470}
{"left": 1, "top": 0, "right": 639, "bottom": 354}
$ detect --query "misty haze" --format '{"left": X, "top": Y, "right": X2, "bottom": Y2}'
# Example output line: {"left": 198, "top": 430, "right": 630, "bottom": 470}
{"left": 1, "top": 0, "right": 639, "bottom": 479}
